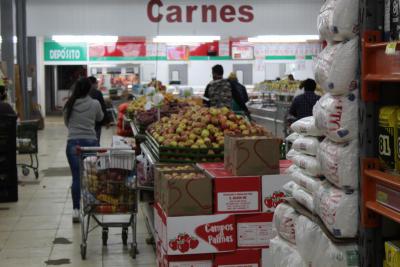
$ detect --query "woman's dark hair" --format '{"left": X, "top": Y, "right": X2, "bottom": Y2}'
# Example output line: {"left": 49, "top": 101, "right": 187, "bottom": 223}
{"left": 88, "top": 76, "right": 97, "bottom": 85}
{"left": 0, "top": 86, "right": 6, "bottom": 101}
{"left": 64, "top": 78, "right": 92, "bottom": 123}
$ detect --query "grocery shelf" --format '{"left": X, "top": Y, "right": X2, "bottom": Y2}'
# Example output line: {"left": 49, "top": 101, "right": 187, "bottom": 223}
{"left": 365, "top": 201, "right": 400, "bottom": 224}
{"left": 362, "top": 31, "right": 400, "bottom": 101}
{"left": 364, "top": 74, "right": 400, "bottom": 82}
{"left": 364, "top": 169, "right": 400, "bottom": 189}
{"left": 362, "top": 158, "right": 400, "bottom": 227}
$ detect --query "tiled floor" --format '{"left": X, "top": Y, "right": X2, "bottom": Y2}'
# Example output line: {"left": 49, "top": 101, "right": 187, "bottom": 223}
{"left": 0, "top": 117, "right": 156, "bottom": 267}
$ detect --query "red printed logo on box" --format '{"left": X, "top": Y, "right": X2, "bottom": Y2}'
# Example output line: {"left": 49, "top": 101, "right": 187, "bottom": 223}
{"left": 263, "top": 191, "right": 285, "bottom": 211}
{"left": 168, "top": 233, "right": 199, "bottom": 254}
{"left": 195, "top": 216, "right": 236, "bottom": 252}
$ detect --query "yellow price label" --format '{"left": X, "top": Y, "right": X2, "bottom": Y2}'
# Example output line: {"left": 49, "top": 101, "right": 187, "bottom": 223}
{"left": 386, "top": 42, "right": 398, "bottom": 55}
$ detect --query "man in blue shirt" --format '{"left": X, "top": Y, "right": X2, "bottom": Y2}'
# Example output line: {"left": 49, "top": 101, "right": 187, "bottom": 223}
{"left": 288, "top": 79, "right": 320, "bottom": 122}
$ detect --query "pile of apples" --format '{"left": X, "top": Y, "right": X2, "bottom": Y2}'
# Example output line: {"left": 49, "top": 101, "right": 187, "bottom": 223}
{"left": 148, "top": 106, "right": 267, "bottom": 149}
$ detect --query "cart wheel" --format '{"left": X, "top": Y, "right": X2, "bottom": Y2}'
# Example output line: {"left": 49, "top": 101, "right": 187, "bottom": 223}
{"left": 122, "top": 228, "right": 128, "bottom": 246}
{"left": 22, "top": 167, "right": 30, "bottom": 176}
{"left": 102, "top": 228, "right": 108, "bottom": 246}
{"left": 130, "top": 244, "right": 137, "bottom": 259}
{"left": 34, "top": 170, "right": 39, "bottom": 179}
{"left": 80, "top": 244, "right": 87, "bottom": 260}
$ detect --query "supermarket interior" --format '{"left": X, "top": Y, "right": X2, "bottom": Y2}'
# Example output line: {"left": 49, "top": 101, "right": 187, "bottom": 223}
{"left": 0, "top": 0, "right": 400, "bottom": 267}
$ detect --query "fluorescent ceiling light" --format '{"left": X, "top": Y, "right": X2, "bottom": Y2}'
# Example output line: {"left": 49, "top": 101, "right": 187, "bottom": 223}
{"left": 52, "top": 35, "right": 118, "bottom": 43}
{"left": 0, "top": 36, "right": 18, "bottom": 43}
{"left": 248, "top": 35, "right": 320, "bottom": 43}
{"left": 153, "top": 36, "right": 220, "bottom": 44}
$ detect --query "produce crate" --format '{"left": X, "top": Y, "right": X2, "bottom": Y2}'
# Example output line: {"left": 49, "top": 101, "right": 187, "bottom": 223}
{"left": 145, "top": 132, "right": 224, "bottom": 163}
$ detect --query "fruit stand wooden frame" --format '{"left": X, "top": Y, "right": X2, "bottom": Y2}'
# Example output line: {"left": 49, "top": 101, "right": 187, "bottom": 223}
{"left": 145, "top": 131, "right": 224, "bottom": 163}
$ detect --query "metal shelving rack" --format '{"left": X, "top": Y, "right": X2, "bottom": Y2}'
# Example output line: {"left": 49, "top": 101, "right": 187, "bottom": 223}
{"left": 360, "top": 1, "right": 400, "bottom": 266}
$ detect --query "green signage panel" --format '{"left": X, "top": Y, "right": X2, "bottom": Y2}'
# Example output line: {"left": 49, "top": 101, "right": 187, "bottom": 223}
{"left": 44, "top": 42, "right": 87, "bottom": 61}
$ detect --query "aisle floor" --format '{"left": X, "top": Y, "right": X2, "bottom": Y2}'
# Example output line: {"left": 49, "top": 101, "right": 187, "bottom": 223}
{"left": 0, "top": 118, "right": 156, "bottom": 267}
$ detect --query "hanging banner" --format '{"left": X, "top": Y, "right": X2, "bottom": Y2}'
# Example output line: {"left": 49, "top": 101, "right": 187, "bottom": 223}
{"left": 89, "top": 42, "right": 146, "bottom": 60}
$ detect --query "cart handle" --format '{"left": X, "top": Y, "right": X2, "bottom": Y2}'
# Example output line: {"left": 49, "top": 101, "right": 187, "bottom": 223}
{"left": 76, "top": 146, "right": 134, "bottom": 154}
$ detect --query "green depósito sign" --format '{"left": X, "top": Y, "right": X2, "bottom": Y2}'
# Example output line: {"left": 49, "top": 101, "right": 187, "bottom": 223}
{"left": 44, "top": 41, "right": 87, "bottom": 61}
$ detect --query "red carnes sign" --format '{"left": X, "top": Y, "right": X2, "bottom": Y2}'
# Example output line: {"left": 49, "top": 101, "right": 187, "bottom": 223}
{"left": 147, "top": 0, "right": 254, "bottom": 23}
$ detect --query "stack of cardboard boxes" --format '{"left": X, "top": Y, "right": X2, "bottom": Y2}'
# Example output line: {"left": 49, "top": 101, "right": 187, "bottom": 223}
{"left": 153, "top": 135, "right": 292, "bottom": 266}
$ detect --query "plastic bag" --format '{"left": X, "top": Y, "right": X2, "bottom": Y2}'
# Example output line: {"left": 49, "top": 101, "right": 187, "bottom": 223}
{"left": 285, "top": 164, "right": 299, "bottom": 175}
{"left": 314, "top": 181, "right": 358, "bottom": 238}
{"left": 295, "top": 215, "right": 324, "bottom": 265}
{"left": 293, "top": 187, "right": 315, "bottom": 213}
{"left": 313, "top": 91, "right": 358, "bottom": 143}
{"left": 318, "top": 138, "right": 359, "bottom": 190}
{"left": 292, "top": 153, "right": 322, "bottom": 177}
{"left": 292, "top": 136, "right": 320, "bottom": 156}
{"left": 290, "top": 170, "right": 322, "bottom": 194}
{"left": 286, "top": 149, "right": 301, "bottom": 161}
{"left": 270, "top": 236, "right": 307, "bottom": 267}
{"left": 283, "top": 181, "right": 300, "bottom": 197}
{"left": 290, "top": 116, "right": 324, "bottom": 137}
{"left": 273, "top": 203, "right": 299, "bottom": 244}
{"left": 286, "top": 132, "right": 301, "bottom": 143}
{"left": 314, "top": 39, "right": 358, "bottom": 95}
{"left": 296, "top": 215, "right": 360, "bottom": 267}
{"left": 318, "top": 0, "right": 359, "bottom": 42}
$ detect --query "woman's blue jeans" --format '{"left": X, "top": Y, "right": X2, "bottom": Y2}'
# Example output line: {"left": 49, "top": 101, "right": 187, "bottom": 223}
{"left": 66, "top": 139, "right": 98, "bottom": 209}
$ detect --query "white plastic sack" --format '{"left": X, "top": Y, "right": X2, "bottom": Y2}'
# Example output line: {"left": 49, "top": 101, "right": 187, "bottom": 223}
{"left": 292, "top": 136, "right": 320, "bottom": 156}
{"left": 284, "top": 164, "right": 299, "bottom": 175}
{"left": 314, "top": 181, "right": 358, "bottom": 238}
{"left": 314, "top": 238, "right": 360, "bottom": 267}
{"left": 313, "top": 91, "right": 358, "bottom": 143}
{"left": 295, "top": 215, "right": 324, "bottom": 265}
{"left": 296, "top": 215, "right": 360, "bottom": 267}
{"left": 273, "top": 203, "right": 299, "bottom": 244}
{"left": 286, "top": 132, "right": 301, "bottom": 143}
{"left": 283, "top": 181, "right": 300, "bottom": 197}
{"left": 318, "top": 138, "right": 359, "bottom": 190}
{"left": 293, "top": 187, "right": 315, "bottom": 213}
{"left": 286, "top": 149, "right": 301, "bottom": 161}
{"left": 314, "top": 39, "right": 358, "bottom": 95}
{"left": 318, "top": 0, "right": 359, "bottom": 42}
{"left": 290, "top": 116, "right": 324, "bottom": 137}
{"left": 292, "top": 153, "right": 322, "bottom": 177}
{"left": 270, "top": 236, "right": 307, "bottom": 267}
{"left": 290, "top": 170, "right": 322, "bottom": 194}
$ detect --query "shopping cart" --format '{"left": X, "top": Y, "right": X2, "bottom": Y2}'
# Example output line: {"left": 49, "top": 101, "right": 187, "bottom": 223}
{"left": 79, "top": 147, "right": 138, "bottom": 260}
{"left": 17, "top": 120, "right": 39, "bottom": 179}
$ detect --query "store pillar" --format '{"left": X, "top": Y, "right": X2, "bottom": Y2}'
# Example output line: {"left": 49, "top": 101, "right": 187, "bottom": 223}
{"left": 16, "top": 0, "right": 30, "bottom": 119}
{"left": 1, "top": 0, "right": 15, "bottom": 101}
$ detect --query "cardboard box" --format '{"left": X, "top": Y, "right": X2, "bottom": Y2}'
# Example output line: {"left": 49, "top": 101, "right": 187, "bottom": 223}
{"left": 236, "top": 213, "right": 275, "bottom": 248}
{"left": 155, "top": 204, "right": 237, "bottom": 255}
{"left": 385, "top": 241, "right": 400, "bottom": 267}
{"left": 160, "top": 171, "right": 212, "bottom": 216}
{"left": 376, "top": 184, "right": 400, "bottom": 213}
{"left": 262, "top": 248, "right": 271, "bottom": 267}
{"left": 207, "top": 169, "right": 261, "bottom": 214}
{"left": 196, "top": 162, "right": 225, "bottom": 171}
{"left": 157, "top": 243, "right": 213, "bottom": 267}
{"left": 154, "top": 164, "right": 197, "bottom": 203}
{"left": 224, "top": 135, "right": 280, "bottom": 176}
{"left": 262, "top": 174, "right": 292, "bottom": 213}
{"left": 214, "top": 249, "right": 261, "bottom": 266}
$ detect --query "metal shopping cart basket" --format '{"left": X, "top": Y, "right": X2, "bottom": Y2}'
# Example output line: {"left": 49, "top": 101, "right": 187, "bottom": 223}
{"left": 17, "top": 120, "right": 39, "bottom": 179}
{"left": 79, "top": 147, "right": 138, "bottom": 260}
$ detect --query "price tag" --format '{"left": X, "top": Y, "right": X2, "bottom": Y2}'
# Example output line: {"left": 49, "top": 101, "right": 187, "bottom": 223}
{"left": 385, "top": 42, "right": 397, "bottom": 55}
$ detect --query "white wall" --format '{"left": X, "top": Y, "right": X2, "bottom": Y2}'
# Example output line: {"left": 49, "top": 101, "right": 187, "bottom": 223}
{"left": 27, "top": 0, "right": 322, "bottom": 37}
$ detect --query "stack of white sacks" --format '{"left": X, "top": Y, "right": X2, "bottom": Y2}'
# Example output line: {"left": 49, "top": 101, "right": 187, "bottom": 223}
{"left": 270, "top": 0, "right": 360, "bottom": 266}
